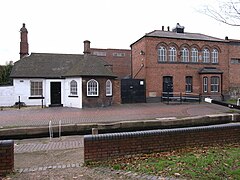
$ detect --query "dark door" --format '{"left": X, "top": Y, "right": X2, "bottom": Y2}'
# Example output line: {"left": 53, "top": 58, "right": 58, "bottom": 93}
{"left": 121, "top": 79, "right": 146, "bottom": 104}
{"left": 50, "top": 82, "right": 62, "bottom": 106}
{"left": 163, "top": 76, "right": 173, "bottom": 94}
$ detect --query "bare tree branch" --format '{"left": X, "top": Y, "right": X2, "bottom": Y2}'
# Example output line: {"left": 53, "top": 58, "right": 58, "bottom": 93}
{"left": 200, "top": 0, "right": 240, "bottom": 26}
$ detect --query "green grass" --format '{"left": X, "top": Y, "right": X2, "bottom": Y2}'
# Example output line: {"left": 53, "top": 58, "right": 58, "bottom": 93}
{"left": 91, "top": 144, "right": 240, "bottom": 179}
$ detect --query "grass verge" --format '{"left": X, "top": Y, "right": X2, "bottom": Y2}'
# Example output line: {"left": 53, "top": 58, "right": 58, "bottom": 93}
{"left": 89, "top": 144, "right": 240, "bottom": 179}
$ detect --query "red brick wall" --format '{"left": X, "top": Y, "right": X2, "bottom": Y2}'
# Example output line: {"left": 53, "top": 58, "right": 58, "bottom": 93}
{"left": 228, "top": 42, "right": 240, "bottom": 98}
{"left": 0, "top": 140, "right": 14, "bottom": 176}
{"left": 82, "top": 77, "right": 115, "bottom": 108}
{"left": 113, "top": 80, "right": 121, "bottom": 104}
{"left": 131, "top": 36, "right": 230, "bottom": 100}
{"left": 90, "top": 48, "right": 131, "bottom": 79}
{"left": 84, "top": 123, "right": 240, "bottom": 162}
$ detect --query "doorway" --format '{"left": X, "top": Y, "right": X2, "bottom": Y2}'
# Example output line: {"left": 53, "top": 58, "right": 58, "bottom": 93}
{"left": 163, "top": 76, "right": 173, "bottom": 94}
{"left": 50, "top": 82, "right": 62, "bottom": 106}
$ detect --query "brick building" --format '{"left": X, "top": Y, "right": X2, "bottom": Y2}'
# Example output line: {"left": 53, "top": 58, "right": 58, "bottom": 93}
{"left": 83, "top": 40, "right": 131, "bottom": 79}
{"left": 131, "top": 23, "right": 240, "bottom": 102}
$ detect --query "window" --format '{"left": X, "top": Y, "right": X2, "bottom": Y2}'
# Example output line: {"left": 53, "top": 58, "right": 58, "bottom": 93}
{"left": 70, "top": 80, "right": 77, "bottom": 95}
{"left": 158, "top": 46, "right": 167, "bottom": 62}
{"left": 113, "top": 53, "right": 125, "bottom": 57}
{"left": 181, "top": 47, "right": 189, "bottom": 62}
{"left": 30, "top": 81, "right": 43, "bottom": 96}
{"left": 185, "top": 76, "right": 193, "bottom": 93}
{"left": 203, "top": 48, "right": 210, "bottom": 63}
{"left": 212, "top": 49, "right": 218, "bottom": 63}
{"left": 106, "top": 80, "right": 112, "bottom": 96}
{"left": 211, "top": 76, "right": 219, "bottom": 92}
{"left": 169, "top": 47, "right": 177, "bottom": 62}
{"left": 87, "top": 79, "right": 99, "bottom": 96}
{"left": 231, "top": 58, "right": 240, "bottom": 64}
{"left": 203, "top": 77, "right": 208, "bottom": 93}
{"left": 191, "top": 48, "right": 198, "bottom": 63}
{"left": 92, "top": 51, "right": 107, "bottom": 57}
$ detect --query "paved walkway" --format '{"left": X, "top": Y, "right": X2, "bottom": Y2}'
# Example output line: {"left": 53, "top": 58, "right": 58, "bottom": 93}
{"left": 0, "top": 102, "right": 235, "bottom": 128}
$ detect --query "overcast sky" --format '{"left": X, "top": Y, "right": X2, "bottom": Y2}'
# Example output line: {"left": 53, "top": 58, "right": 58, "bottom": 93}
{"left": 0, "top": 0, "right": 239, "bottom": 65}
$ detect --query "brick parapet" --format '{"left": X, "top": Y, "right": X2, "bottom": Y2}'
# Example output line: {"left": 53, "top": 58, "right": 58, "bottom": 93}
{"left": 0, "top": 140, "right": 14, "bottom": 177}
{"left": 84, "top": 123, "right": 240, "bottom": 162}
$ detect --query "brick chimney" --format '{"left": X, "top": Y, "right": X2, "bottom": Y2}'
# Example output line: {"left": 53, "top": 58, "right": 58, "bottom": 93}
{"left": 20, "top": 23, "right": 29, "bottom": 59}
{"left": 83, "top": 40, "right": 91, "bottom": 54}
{"left": 172, "top": 23, "right": 185, "bottom": 33}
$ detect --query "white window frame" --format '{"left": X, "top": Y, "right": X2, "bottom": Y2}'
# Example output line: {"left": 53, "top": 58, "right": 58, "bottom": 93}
{"left": 185, "top": 76, "right": 193, "bottom": 93}
{"left": 203, "top": 48, "right": 210, "bottom": 63}
{"left": 30, "top": 81, "right": 43, "bottom": 97}
{"left": 191, "top": 48, "right": 198, "bottom": 63}
{"left": 106, "top": 79, "right": 112, "bottom": 96}
{"left": 87, "top": 79, "right": 99, "bottom": 96}
{"left": 169, "top": 47, "right": 176, "bottom": 62}
{"left": 70, "top": 80, "right": 77, "bottom": 95}
{"left": 181, "top": 47, "right": 189, "bottom": 62}
{"left": 212, "top": 49, "right": 218, "bottom": 63}
{"left": 211, "top": 76, "right": 219, "bottom": 92}
{"left": 203, "top": 77, "right": 208, "bottom": 93}
{"left": 158, "top": 46, "right": 167, "bottom": 62}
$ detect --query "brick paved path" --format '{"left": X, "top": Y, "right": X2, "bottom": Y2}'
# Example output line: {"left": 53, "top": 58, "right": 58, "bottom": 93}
{"left": 15, "top": 138, "right": 83, "bottom": 153}
{"left": 0, "top": 102, "right": 234, "bottom": 128}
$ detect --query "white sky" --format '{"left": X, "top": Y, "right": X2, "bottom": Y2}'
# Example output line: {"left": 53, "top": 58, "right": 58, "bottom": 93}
{"left": 0, "top": 0, "right": 239, "bottom": 65}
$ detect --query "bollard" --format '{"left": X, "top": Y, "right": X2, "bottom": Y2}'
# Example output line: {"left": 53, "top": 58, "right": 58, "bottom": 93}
{"left": 92, "top": 128, "right": 98, "bottom": 135}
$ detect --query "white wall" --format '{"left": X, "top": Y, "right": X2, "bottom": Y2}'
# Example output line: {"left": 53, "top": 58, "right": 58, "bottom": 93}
{"left": 45, "top": 78, "right": 82, "bottom": 108}
{"left": 64, "top": 78, "right": 82, "bottom": 108}
{"left": 0, "top": 86, "right": 14, "bottom": 106}
{"left": 1, "top": 78, "right": 82, "bottom": 108}
{"left": 14, "top": 79, "right": 46, "bottom": 106}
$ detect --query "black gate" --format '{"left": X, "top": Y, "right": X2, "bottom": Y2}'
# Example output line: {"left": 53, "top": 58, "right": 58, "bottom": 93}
{"left": 121, "top": 79, "right": 146, "bottom": 104}
{"left": 50, "top": 82, "right": 62, "bottom": 106}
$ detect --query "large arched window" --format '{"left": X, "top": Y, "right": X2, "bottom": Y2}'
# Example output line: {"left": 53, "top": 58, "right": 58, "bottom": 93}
{"left": 169, "top": 47, "right": 177, "bottom": 62}
{"left": 203, "top": 48, "right": 210, "bottom": 63}
{"left": 106, "top": 79, "right": 112, "bottom": 96}
{"left": 191, "top": 48, "right": 198, "bottom": 63}
{"left": 87, "top": 79, "right": 99, "bottom": 96}
{"left": 181, "top": 47, "right": 189, "bottom": 62}
{"left": 158, "top": 46, "right": 167, "bottom": 62}
{"left": 70, "top": 80, "right": 77, "bottom": 95}
{"left": 212, "top": 49, "right": 218, "bottom": 63}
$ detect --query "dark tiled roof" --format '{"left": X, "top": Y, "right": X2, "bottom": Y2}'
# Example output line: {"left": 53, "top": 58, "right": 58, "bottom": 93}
{"left": 145, "top": 30, "right": 225, "bottom": 42}
{"left": 198, "top": 67, "right": 223, "bottom": 74}
{"left": 10, "top": 53, "right": 116, "bottom": 78}
{"left": 146, "top": 30, "right": 225, "bottom": 42}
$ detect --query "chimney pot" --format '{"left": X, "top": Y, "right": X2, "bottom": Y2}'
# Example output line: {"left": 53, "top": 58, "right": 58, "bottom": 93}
{"left": 167, "top": 26, "right": 170, "bottom": 31}
{"left": 162, "top": 26, "right": 164, "bottom": 31}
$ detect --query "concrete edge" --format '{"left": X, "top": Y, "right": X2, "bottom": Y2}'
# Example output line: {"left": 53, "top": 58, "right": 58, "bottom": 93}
{"left": 0, "top": 113, "right": 239, "bottom": 140}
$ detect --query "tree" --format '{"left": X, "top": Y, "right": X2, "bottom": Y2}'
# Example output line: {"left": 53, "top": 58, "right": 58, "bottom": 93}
{"left": 0, "top": 61, "right": 13, "bottom": 85}
{"left": 201, "top": 0, "right": 240, "bottom": 26}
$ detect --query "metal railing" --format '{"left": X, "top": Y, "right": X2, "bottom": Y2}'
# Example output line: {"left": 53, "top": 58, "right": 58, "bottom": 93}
{"left": 161, "top": 92, "right": 201, "bottom": 104}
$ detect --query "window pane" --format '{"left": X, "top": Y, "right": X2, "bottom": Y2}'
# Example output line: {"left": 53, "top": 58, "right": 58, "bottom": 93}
{"left": 212, "top": 49, "right": 218, "bottom": 63}
{"left": 87, "top": 79, "right": 98, "bottom": 96}
{"left": 158, "top": 46, "right": 167, "bottom": 62}
{"left": 30, "top": 81, "right": 43, "bottom": 96}
{"left": 185, "top": 76, "right": 192, "bottom": 93}
{"left": 191, "top": 48, "right": 198, "bottom": 62}
{"left": 203, "top": 49, "right": 210, "bottom": 63}
{"left": 106, "top": 80, "right": 112, "bottom": 96}
{"left": 211, "top": 77, "right": 219, "bottom": 92}
{"left": 181, "top": 48, "right": 189, "bottom": 62}
{"left": 70, "top": 80, "right": 77, "bottom": 95}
